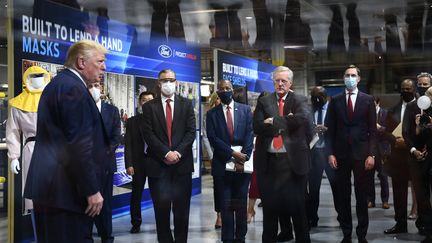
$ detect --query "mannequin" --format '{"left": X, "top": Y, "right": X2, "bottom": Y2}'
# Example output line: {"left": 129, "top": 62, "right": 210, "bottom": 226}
{"left": 6, "top": 66, "right": 50, "bottom": 214}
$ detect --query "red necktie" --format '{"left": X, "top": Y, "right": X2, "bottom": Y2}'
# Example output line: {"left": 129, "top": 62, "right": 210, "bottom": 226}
{"left": 166, "top": 99, "right": 172, "bottom": 147}
{"left": 226, "top": 106, "right": 234, "bottom": 142}
{"left": 272, "top": 98, "right": 284, "bottom": 150}
{"left": 347, "top": 92, "right": 354, "bottom": 122}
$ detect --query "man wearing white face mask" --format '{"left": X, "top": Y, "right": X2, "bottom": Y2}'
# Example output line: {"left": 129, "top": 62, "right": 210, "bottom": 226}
{"left": 87, "top": 81, "right": 121, "bottom": 243}
{"left": 325, "top": 65, "right": 377, "bottom": 243}
{"left": 140, "top": 69, "right": 196, "bottom": 243}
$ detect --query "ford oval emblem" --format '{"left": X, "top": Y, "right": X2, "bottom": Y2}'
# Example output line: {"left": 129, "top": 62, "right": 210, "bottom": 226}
{"left": 158, "top": 45, "right": 172, "bottom": 58}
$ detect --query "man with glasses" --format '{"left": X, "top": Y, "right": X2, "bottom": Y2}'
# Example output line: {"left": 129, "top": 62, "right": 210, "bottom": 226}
{"left": 140, "top": 69, "right": 196, "bottom": 243}
{"left": 325, "top": 65, "right": 377, "bottom": 243}
{"left": 402, "top": 72, "right": 432, "bottom": 238}
{"left": 253, "top": 66, "right": 312, "bottom": 243}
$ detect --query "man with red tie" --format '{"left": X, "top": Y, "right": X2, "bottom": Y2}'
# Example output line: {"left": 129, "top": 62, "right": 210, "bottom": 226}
{"left": 206, "top": 79, "right": 254, "bottom": 243}
{"left": 140, "top": 69, "right": 196, "bottom": 243}
{"left": 253, "top": 66, "right": 312, "bottom": 243}
{"left": 325, "top": 65, "right": 377, "bottom": 243}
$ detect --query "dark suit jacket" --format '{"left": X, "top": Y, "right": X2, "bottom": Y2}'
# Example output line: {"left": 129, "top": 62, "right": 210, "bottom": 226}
{"left": 101, "top": 101, "right": 121, "bottom": 173}
{"left": 253, "top": 92, "right": 312, "bottom": 175}
{"left": 206, "top": 102, "right": 254, "bottom": 177}
{"left": 402, "top": 101, "right": 421, "bottom": 150}
{"left": 140, "top": 95, "right": 196, "bottom": 177}
{"left": 325, "top": 91, "right": 377, "bottom": 160}
{"left": 24, "top": 69, "right": 111, "bottom": 213}
{"left": 376, "top": 107, "right": 391, "bottom": 156}
{"left": 125, "top": 115, "right": 144, "bottom": 169}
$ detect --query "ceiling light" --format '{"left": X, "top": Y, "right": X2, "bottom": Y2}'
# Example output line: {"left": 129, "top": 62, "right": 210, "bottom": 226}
{"left": 245, "top": 16, "right": 253, "bottom": 20}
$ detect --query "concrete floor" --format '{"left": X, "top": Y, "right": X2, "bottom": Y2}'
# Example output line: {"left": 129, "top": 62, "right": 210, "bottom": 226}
{"left": 0, "top": 174, "right": 427, "bottom": 242}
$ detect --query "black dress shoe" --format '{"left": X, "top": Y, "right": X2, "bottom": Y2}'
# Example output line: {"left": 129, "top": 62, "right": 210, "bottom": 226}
{"left": 277, "top": 232, "right": 294, "bottom": 242}
{"left": 340, "top": 237, "right": 352, "bottom": 243}
{"left": 358, "top": 238, "right": 368, "bottom": 243}
{"left": 384, "top": 225, "right": 407, "bottom": 234}
{"left": 130, "top": 226, "right": 140, "bottom": 233}
{"left": 309, "top": 221, "right": 318, "bottom": 228}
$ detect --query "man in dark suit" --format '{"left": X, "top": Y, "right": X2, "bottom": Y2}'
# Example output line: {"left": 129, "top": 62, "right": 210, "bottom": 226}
{"left": 325, "top": 65, "right": 377, "bottom": 243}
{"left": 125, "top": 91, "right": 155, "bottom": 234}
{"left": 141, "top": 69, "right": 196, "bottom": 243}
{"left": 307, "top": 86, "right": 339, "bottom": 228}
{"left": 24, "top": 40, "right": 110, "bottom": 242}
{"left": 87, "top": 80, "right": 121, "bottom": 243}
{"left": 253, "top": 66, "right": 312, "bottom": 243}
{"left": 206, "top": 79, "right": 254, "bottom": 243}
{"left": 402, "top": 73, "right": 432, "bottom": 236}
{"left": 366, "top": 96, "right": 390, "bottom": 209}
{"left": 384, "top": 79, "right": 416, "bottom": 234}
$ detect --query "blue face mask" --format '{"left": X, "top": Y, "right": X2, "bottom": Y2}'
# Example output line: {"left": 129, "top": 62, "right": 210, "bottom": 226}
{"left": 217, "top": 91, "right": 233, "bottom": 105}
{"left": 344, "top": 77, "right": 357, "bottom": 90}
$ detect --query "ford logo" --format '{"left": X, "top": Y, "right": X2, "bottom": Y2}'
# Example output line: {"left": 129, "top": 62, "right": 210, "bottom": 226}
{"left": 158, "top": 45, "right": 172, "bottom": 58}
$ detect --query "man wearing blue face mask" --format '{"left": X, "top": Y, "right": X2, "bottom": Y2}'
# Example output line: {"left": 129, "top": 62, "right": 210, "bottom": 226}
{"left": 140, "top": 69, "right": 196, "bottom": 243}
{"left": 325, "top": 65, "right": 377, "bottom": 243}
{"left": 206, "top": 79, "right": 254, "bottom": 243}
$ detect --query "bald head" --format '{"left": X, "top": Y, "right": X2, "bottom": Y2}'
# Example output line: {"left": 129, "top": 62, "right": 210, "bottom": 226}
{"left": 310, "top": 86, "right": 327, "bottom": 109}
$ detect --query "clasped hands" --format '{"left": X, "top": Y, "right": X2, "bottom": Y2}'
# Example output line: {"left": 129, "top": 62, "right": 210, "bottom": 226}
{"left": 263, "top": 113, "right": 294, "bottom": 125}
{"left": 164, "top": 151, "right": 182, "bottom": 165}
{"left": 232, "top": 151, "right": 247, "bottom": 173}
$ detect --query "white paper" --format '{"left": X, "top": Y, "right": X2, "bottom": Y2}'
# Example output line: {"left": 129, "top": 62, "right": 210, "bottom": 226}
{"left": 309, "top": 133, "right": 320, "bottom": 149}
{"left": 226, "top": 145, "right": 254, "bottom": 173}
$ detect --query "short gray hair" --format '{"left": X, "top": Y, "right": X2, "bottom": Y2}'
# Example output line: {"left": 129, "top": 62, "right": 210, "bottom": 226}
{"left": 417, "top": 72, "right": 432, "bottom": 80}
{"left": 271, "top": 66, "right": 293, "bottom": 81}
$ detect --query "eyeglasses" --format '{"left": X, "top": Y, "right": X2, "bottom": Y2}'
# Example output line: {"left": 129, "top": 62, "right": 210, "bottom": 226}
{"left": 159, "top": 78, "right": 176, "bottom": 83}
{"left": 344, "top": 74, "right": 358, "bottom": 78}
{"left": 274, "top": 79, "right": 290, "bottom": 84}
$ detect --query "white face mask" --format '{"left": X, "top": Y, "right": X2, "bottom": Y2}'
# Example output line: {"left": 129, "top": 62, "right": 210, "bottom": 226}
{"left": 30, "top": 77, "right": 45, "bottom": 90}
{"left": 89, "top": 87, "right": 101, "bottom": 102}
{"left": 161, "top": 82, "right": 176, "bottom": 96}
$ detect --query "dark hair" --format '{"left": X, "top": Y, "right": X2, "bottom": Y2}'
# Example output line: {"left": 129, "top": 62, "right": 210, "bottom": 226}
{"left": 139, "top": 91, "right": 155, "bottom": 100}
{"left": 158, "top": 69, "right": 176, "bottom": 79}
{"left": 346, "top": 64, "right": 361, "bottom": 76}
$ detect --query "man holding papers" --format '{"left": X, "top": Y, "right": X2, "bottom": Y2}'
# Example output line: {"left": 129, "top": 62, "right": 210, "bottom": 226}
{"left": 384, "top": 79, "right": 416, "bottom": 234}
{"left": 206, "top": 79, "right": 254, "bottom": 243}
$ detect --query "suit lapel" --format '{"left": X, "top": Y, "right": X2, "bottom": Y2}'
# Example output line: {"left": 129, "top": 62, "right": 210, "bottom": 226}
{"left": 271, "top": 93, "right": 279, "bottom": 116}
{"left": 340, "top": 93, "right": 349, "bottom": 123}
{"left": 215, "top": 104, "right": 230, "bottom": 139}
{"left": 154, "top": 97, "right": 168, "bottom": 137}
{"left": 233, "top": 102, "right": 240, "bottom": 136}
{"left": 172, "top": 95, "right": 180, "bottom": 134}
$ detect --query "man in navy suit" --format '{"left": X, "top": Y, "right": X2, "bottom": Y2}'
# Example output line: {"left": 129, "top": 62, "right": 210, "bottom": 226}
{"left": 253, "top": 66, "right": 312, "bottom": 243}
{"left": 366, "top": 96, "right": 390, "bottom": 209}
{"left": 140, "top": 69, "right": 196, "bottom": 243}
{"left": 24, "top": 40, "right": 110, "bottom": 242}
{"left": 87, "top": 80, "right": 121, "bottom": 243}
{"left": 125, "top": 91, "right": 155, "bottom": 234}
{"left": 325, "top": 65, "right": 377, "bottom": 243}
{"left": 206, "top": 79, "right": 254, "bottom": 243}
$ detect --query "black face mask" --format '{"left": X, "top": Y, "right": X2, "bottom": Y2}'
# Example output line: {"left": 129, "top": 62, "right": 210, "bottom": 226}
{"left": 217, "top": 91, "right": 233, "bottom": 105}
{"left": 400, "top": 91, "right": 415, "bottom": 102}
{"left": 418, "top": 87, "right": 429, "bottom": 96}
{"left": 311, "top": 96, "right": 325, "bottom": 109}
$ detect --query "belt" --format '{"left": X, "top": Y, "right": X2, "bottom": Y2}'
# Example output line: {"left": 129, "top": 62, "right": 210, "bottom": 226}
{"left": 267, "top": 152, "right": 288, "bottom": 158}
{"left": 25, "top": 136, "right": 36, "bottom": 145}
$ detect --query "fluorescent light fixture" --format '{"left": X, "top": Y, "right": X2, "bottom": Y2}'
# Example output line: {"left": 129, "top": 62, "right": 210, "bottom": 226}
{"left": 245, "top": 16, "right": 253, "bottom": 20}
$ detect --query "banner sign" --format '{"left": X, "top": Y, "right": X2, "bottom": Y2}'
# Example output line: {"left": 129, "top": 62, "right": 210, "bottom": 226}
{"left": 214, "top": 49, "right": 275, "bottom": 92}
